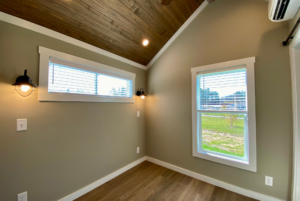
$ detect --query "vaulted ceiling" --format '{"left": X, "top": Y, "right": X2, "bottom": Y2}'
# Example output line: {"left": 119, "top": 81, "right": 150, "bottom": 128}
{"left": 0, "top": 0, "right": 204, "bottom": 65}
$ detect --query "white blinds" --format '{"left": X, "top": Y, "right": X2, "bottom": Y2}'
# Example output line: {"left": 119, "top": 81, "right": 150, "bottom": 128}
{"left": 48, "top": 58, "right": 132, "bottom": 97}
{"left": 196, "top": 68, "right": 247, "bottom": 111}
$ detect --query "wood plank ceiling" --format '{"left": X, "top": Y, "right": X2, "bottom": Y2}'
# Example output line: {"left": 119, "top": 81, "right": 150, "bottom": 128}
{"left": 0, "top": 0, "right": 204, "bottom": 65}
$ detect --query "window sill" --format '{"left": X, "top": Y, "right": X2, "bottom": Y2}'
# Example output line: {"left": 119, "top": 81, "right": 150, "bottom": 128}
{"left": 193, "top": 151, "right": 256, "bottom": 172}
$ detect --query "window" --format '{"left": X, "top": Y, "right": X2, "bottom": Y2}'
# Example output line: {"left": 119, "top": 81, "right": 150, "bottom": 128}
{"left": 191, "top": 57, "right": 256, "bottom": 172}
{"left": 38, "top": 47, "right": 135, "bottom": 103}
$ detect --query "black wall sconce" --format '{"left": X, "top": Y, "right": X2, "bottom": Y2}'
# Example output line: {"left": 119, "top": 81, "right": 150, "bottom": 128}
{"left": 136, "top": 88, "right": 146, "bottom": 100}
{"left": 12, "top": 69, "right": 37, "bottom": 97}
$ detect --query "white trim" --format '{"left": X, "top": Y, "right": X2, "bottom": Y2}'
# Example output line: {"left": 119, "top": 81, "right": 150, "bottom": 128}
{"left": 289, "top": 26, "right": 300, "bottom": 201}
{"left": 0, "top": 1, "right": 209, "bottom": 72}
{"left": 146, "top": 157, "right": 285, "bottom": 201}
{"left": 38, "top": 46, "right": 136, "bottom": 103}
{"left": 0, "top": 2, "right": 208, "bottom": 71}
{"left": 58, "top": 156, "right": 147, "bottom": 201}
{"left": 57, "top": 156, "right": 284, "bottom": 201}
{"left": 191, "top": 57, "right": 255, "bottom": 74}
{"left": 146, "top": 1, "right": 209, "bottom": 69}
{"left": 191, "top": 57, "right": 257, "bottom": 172}
{"left": 0, "top": 12, "right": 147, "bottom": 70}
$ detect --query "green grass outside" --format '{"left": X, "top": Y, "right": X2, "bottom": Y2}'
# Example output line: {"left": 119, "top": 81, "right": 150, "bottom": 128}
{"left": 201, "top": 113, "right": 245, "bottom": 157}
{"left": 205, "top": 113, "right": 244, "bottom": 117}
{"left": 202, "top": 115, "right": 244, "bottom": 136}
{"left": 202, "top": 144, "right": 244, "bottom": 157}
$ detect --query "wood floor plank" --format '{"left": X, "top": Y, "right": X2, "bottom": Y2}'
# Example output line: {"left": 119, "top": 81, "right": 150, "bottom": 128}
{"left": 164, "top": 175, "right": 193, "bottom": 201}
{"left": 125, "top": 169, "right": 178, "bottom": 201}
{"left": 100, "top": 164, "right": 167, "bottom": 201}
{"left": 236, "top": 194, "right": 256, "bottom": 201}
{"left": 209, "top": 187, "right": 227, "bottom": 201}
{"left": 177, "top": 179, "right": 205, "bottom": 201}
{"left": 144, "top": 171, "right": 185, "bottom": 200}
{"left": 118, "top": 165, "right": 168, "bottom": 200}
{"left": 75, "top": 161, "right": 259, "bottom": 201}
{"left": 224, "top": 190, "right": 238, "bottom": 201}
{"left": 194, "top": 181, "right": 215, "bottom": 201}
{"left": 74, "top": 162, "right": 153, "bottom": 201}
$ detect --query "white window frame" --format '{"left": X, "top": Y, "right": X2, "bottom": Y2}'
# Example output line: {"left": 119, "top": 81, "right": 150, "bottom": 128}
{"left": 191, "top": 57, "right": 256, "bottom": 172}
{"left": 38, "top": 47, "right": 136, "bottom": 103}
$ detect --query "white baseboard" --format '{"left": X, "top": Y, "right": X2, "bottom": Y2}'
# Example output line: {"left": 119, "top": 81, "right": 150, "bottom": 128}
{"left": 58, "top": 156, "right": 285, "bottom": 201}
{"left": 58, "top": 156, "right": 147, "bottom": 201}
{"left": 146, "top": 157, "right": 285, "bottom": 201}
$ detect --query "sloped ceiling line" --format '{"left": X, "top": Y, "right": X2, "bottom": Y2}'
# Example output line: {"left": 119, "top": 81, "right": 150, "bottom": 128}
{"left": 0, "top": 0, "right": 210, "bottom": 70}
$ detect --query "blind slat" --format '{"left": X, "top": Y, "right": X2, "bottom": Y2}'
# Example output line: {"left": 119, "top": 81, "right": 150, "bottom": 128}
{"left": 48, "top": 62, "right": 132, "bottom": 97}
{"left": 197, "top": 68, "right": 247, "bottom": 111}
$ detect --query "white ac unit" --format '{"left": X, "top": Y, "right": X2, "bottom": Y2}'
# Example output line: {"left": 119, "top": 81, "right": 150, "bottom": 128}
{"left": 268, "top": 0, "right": 300, "bottom": 22}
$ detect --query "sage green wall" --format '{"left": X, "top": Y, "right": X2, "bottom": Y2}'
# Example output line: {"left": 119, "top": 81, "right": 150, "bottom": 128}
{"left": 146, "top": 0, "right": 292, "bottom": 200}
{"left": 0, "top": 21, "right": 146, "bottom": 201}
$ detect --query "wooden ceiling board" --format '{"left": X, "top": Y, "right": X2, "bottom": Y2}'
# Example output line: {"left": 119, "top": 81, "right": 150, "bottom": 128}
{"left": 100, "top": 0, "right": 168, "bottom": 43}
{"left": 82, "top": 0, "right": 162, "bottom": 52}
{"left": 0, "top": 0, "right": 203, "bottom": 65}
{"left": 191, "top": 0, "right": 203, "bottom": 11}
{"left": 1, "top": 0, "right": 148, "bottom": 64}
{"left": 173, "top": 0, "right": 192, "bottom": 19}
{"left": 39, "top": 0, "right": 154, "bottom": 61}
{"left": 167, "top": 1, "right": 188, "bottom": 24}
{"left": 150, "top": 0, "right": 182, "bottom": 30}
{"left": 184, "top": 0, "right": 195, "bottom": 12}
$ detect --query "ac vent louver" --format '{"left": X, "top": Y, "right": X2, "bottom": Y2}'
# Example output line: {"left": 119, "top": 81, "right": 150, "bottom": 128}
{"left": 273, "top": 0, "right": 290, "bottom": 20}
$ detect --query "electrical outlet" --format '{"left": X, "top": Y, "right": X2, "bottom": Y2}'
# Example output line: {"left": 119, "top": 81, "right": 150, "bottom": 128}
{"left": 137, "top": 111, "right": 140, "bottom": 117}
{"left": 137, "top": 147, "right": 140, "bottom": 154}
{"left": 18, "top": 192, "right": 27, "bottom": 201}
{"left": 265, "top": 176, "right": 273, "bottom": 186}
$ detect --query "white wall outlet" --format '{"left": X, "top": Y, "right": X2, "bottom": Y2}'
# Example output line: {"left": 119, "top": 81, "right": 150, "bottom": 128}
{"left": 17, "top": 119, "right": 27, "bottom": 131}
{"left": 265, "top": 176, "right": 273, "bottom": 186}
{"left": 137, "top": 147, "right": 140, "bottom": 154}
{"left": 137, "top": 111, "right": 140, "bottom": 117}
{"left": 18, "top": 192, "right": 27, "bottom": 201}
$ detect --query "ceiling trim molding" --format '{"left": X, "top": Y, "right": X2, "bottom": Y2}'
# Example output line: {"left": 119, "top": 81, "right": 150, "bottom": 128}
{"left": 0, "top": 0, "right": 208, "bottom": 72}
{"left": 146, "top": 1, "right": 209, "bottom": 70}
{"left": 0, "top": 12, "right": 147, "bottom": 70}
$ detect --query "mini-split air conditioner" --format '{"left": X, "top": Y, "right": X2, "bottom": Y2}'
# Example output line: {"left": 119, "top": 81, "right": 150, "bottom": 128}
{"left": 268, "top": 0, "right": 300, "bottom": 22}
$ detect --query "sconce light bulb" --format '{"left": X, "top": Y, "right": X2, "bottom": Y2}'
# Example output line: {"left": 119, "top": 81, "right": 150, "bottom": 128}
{"left": 141, "top": 95, "right": 145, "bottom": 99}
{"left": 20, "top": 85, "right": 30, "bottom": 92}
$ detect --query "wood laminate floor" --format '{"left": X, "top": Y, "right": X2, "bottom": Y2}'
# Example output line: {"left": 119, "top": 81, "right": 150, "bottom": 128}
{"left": 75, "top": 161, "right": 258, "bottom": 201}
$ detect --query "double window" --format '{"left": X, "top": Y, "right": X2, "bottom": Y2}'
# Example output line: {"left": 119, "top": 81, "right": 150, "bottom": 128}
{"left": 38, "top": 47, "right": 135, "bottom": 103}
{"left": 191, "top": 58, "right": 256, "bottom": 172}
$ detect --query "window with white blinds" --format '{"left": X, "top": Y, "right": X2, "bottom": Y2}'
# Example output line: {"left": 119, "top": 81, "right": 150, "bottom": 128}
{"left": 197, "top": 68, "right": 247, "bottom": 111}
{"left": 38, "top": 47, "right": 135, "bottom": 103}
{"left": 191, "top": 57, "right": 256, "bottom": 172}
{"left": 196, "top": 67, "right": 248, "bottom": 164}
{"left": 48, "top": 60, "right": 132, "bottom": 98}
